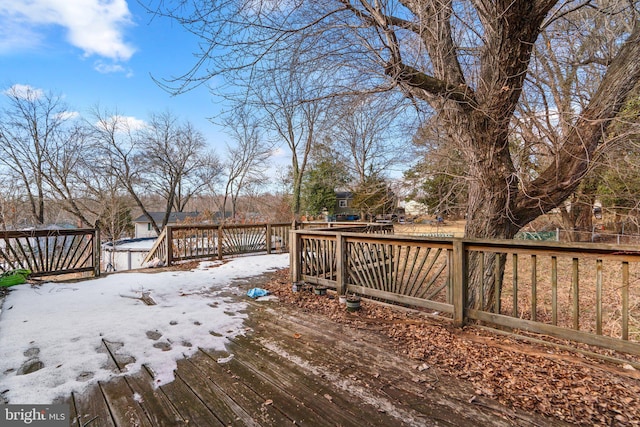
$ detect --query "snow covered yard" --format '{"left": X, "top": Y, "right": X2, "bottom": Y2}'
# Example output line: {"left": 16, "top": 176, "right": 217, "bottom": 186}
{"left": 0, "top": 254, "right": 289, "bottom": 405}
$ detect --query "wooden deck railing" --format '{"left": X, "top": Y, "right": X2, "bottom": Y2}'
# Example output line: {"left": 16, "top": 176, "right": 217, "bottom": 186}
{"left": 0, "top": 228, "right": 100, "bottom": 278}
{"left": 291, "top": 229, "right": 640, "bottom": 355}
{"left": 142, "top": 223, "right": 292, "bottom": 265}
{"left": 143, "top": 222, "right": 393, "bottom": 267}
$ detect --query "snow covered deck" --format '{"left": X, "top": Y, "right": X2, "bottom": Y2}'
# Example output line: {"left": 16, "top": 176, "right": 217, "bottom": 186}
{"left": 0, "top": 254, "right": 554, "bottom": 426}
{"left": 61, "top": 296, "right": 553, "bottom": 427}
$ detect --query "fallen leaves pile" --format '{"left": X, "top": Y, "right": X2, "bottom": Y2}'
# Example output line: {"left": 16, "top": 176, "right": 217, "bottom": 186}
{"left": 263, "top": 269, "right": 640, "bottom": 426}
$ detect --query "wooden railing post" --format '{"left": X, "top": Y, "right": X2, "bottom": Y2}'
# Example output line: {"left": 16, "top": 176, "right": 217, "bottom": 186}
{"left": 217, "top": 225, "right": 224, "bottom": 260}
{"left": 93, "top": 228, "right": 101, "bottom": 277}
{"left": 290, "top": 230, "right": 301, "bottom": 283}
{"left": 266, "top": 224, "right": 272, "bottom": 254}
{"left": 452, "top": 238, "right": 466, "bottom": 327}
{"left": 166, "top": 226, "right": 173, "bottom": 267}
{"left": 335, "top": 233, "right": 346, "bottom": 295}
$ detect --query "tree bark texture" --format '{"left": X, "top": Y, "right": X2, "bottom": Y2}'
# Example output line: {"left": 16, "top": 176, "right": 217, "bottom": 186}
{"left": 380, "top": 2, "right": 640, "bottom": 309}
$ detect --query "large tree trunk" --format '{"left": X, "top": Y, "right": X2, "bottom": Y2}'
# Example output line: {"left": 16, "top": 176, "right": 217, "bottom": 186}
{"left": 434, "top": 15, "right": 640, "bottom": 311}
{"left": 465, "top": 23, "right": 640, "bottom": 311}
{"left": 154, "top": 0, "right": 640, "bottom": 313}
{"left": 559, "top": 190, "right": 596, "bottom": 243}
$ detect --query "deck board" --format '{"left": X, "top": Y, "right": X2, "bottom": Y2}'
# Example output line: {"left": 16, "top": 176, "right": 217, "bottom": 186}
{"left": 174, "top": 357, "right": 262, "bottom": 426}
{"left": 225, "top": 335, "right": 386, "bottom": 426}
{"left": 123, "top": 372, "right": 187, "bottom": 426}
{"left": 186, "top": 351, "right": 304, "bottom": 426}
{"left": 153, "top": 371, "right": 225, "bottom": 427}
{"left": 58, "top": 293, "right": 566, "bottom": 427}
{"left": 99, "top": 376, "right": 153, "bottom": 427}
{"left": 70, "top": 385, "right": 115, "bottom": 427}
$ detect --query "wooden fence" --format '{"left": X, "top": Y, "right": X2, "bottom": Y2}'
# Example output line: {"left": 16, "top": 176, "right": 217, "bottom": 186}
{"left": 291, "top": 229, "right": 640, "bottom": 355}
{"left": 143, "top": 222, "right": 292, "bottom": 265}
{"left": 0, "top": 228, "right": 100, "bottom": 278}
{"left": 142, "top": 222, "right": 393, "bottom": 267}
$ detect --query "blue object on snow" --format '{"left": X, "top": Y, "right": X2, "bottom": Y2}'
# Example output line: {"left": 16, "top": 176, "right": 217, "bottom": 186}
{"left": 247, "top": 288, "right": 269, "bottom": 298}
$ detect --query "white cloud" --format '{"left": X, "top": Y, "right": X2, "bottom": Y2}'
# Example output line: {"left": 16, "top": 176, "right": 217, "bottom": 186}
{"left": 56, "top": 111, "right": 80, "bottom": 120}
{"left": 0, "top": 0, "right": 135, "bottom": 61}
{"left": 96, "top": 114, "right": 147, "bottom": 132}
{"left": 3, "top": 84, "right": 44, "bottom": 101}
{"left": 117, "top": 115, "right": 146, "bottom": 130}
{"left": 270, "top": 147, "right": 287, "bottom": 158}
{"left": 0, "top": 17, "right": 44, "bottom": 53}
{"left": 94, "top": 61, "right": 125, "bottom": 74}
{"left": 94, "top": 60, "right": 134, "bottom": 77}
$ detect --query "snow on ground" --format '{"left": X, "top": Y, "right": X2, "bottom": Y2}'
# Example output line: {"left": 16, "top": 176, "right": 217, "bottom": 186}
{"left": 0, "top": 254, "right": 289, "bottom": 404}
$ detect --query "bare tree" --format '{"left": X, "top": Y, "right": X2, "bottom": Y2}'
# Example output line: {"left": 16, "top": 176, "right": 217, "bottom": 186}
{"left": 39, "top": 123, "right": 99, "bottom": 227}
{"left": 250, "top": 58, "right": 333, "bottom": 218}
{"left": 73, "top": 138, "right": 137, "bottom": 242}
{"left": 87, "top": 106, "right": 161, "bottom": 231}
{"left": 89, "top": 108, "right": 220, "bottom": 234}
{"left": 0, "top": 174, "right": 28, "bottom": 229}
{"left": 510, "top": 7, "right": 637, "bottom": 240}
{"left": 140, "top": 112, "right": 220, "bottom": 221}
{"left": 219, "top": 107, "right": 271, "bottom": 220}
{"left": 331, "top": 93, "right": 410, "bottom": 185}
{"left": 0, "top": 85, "right": 70, "bottom": 226}
{"left": 148, "top": 0, "right": 640, "bottom": 308}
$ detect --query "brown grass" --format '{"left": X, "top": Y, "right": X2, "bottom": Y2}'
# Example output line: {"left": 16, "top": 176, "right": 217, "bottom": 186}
{"left": 500, "top": 254, "right": 640, "bottom": 342}
{"left": 394, "top": 220, "right": 466, "bottom": 237}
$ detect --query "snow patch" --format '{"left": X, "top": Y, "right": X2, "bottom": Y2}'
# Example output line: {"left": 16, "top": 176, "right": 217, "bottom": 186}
{"left": 0, "top": 254, "right": 289, "bottom": 404}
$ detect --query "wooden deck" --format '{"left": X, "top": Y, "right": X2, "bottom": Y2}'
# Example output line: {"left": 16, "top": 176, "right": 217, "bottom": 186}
{"left": 64, "top": 286, "right": 564, "bottom": 426}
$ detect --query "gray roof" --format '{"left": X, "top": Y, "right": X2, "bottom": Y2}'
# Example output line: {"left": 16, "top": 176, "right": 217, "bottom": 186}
{"left": 336, "top": 192, "right": 353, "bottom": 199}
{"left": 132, "top": 212, "right": 200, "bottom": 224}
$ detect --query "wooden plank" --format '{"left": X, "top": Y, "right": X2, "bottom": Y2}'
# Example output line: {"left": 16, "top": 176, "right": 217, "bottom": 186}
{"left": 622, "top": 261, "right": 629, "bottom": 340}
{"left": 551, "top": 256, "right": 558, "bottom": 325}
{"left": 394, "top": 245, "right": 410, "bottom": 296}
{"left": 572, "top": 258, "right": 579, "bottom": 330}
{"left": 123, "top": 371, "right": 188, "bottom": 426}
{"left": 188, "top": 350, "right": 310, "bottom": 426}
{"left": 71, "top": 385, "right": 115, "bottom": 427}
{"left": 56, "top": 395, "right": 77, "bottom": 427}
{"left": 480, "top": 251, "right": 485, "bottom": 310}
{"left": 150, "top": 365, "right": 226, "bottom": 427}
{"left": 596, "top": 259, "right": 602, "bottom": 335}
{"left": 412, "top": 248, "right": 439, "bottom": 297}
{"left": 174, "top": 355, "right": 263, "bottom": 426}
{"left": 494, "top": 253, "right": 501, "bottom": 314}
{"left": 452, "top": 239, "right": 465, "bottom": 326}
{"left": 247, "top": 305, "right": 538, "bottom": 427}
{"left": 225, "top": 335, "right": 380, "bottom": 427}
{"left": 101, "top": 340, "right": 136, "bottom": 372}
{"left": 99, "top": 376, "right": 153, "bottom": 427}
{"left": 335, "top": 234, "right": 346, "bottom": 295}
{"left": 512, "top": 253, "right": 518, "bottom": 317}
{"left": 463, "top": 239, "right": 640, "bottom": 261}
{"left": 406, "top": 245, "right": 424, "bottom": 296}
{"left": 345, "top": 284, "right": 454, "bottom": 314}
{"left": 421, "top": 257, "right": 448, "bottom": 301}
{"left": 252, "top": 309, "right": 426, "bottom": 383}
{"left": 531, "top": 254, "right": 537, "bottom": 322}
{"left": 468, "top": 309, "right": 640, "bottom": 355}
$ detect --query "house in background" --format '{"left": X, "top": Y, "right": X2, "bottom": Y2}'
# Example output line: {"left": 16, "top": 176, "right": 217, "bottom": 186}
{"left": 132, "top": 212, "right": 201, "bottom": 238}
{"left": 335, "top": 192, "right": 359, "bottom": 221}
{"left": 403, "top": 200, "right": 429, "bottom": 217}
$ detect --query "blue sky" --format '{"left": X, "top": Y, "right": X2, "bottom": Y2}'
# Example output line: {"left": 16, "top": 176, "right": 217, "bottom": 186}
{"left": 0, "top": 0, "right": 234, "bottom": 153}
